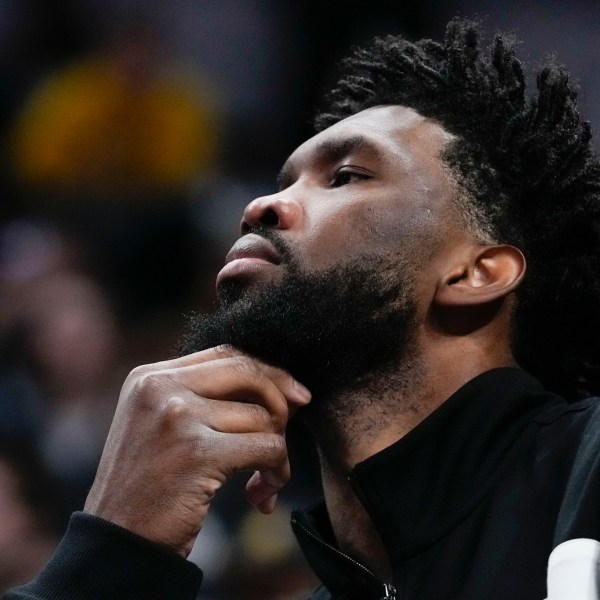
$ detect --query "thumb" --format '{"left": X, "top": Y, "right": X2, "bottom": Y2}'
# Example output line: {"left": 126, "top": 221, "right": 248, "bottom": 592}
{"left": 245, "top": 462, "right": 290, "bottom": 513}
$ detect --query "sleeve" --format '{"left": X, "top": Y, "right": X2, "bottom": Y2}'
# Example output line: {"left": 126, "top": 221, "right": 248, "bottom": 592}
{"left": 3, "top": 512, "right": 203, "bottom": 600}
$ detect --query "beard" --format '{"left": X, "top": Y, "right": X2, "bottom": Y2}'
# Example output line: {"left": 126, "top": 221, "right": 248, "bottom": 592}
{"left": 179, "top": 229, "right": 418, "bottom": 405}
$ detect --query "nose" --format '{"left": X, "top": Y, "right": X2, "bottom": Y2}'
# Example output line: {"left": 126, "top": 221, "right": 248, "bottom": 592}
{"left": 241, "top": 194, "right": 302, "bottom": 234}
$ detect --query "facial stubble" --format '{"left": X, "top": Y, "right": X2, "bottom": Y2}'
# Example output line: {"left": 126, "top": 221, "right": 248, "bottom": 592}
{"left": 179, "top": 231, "right": 419, "bottom": 413}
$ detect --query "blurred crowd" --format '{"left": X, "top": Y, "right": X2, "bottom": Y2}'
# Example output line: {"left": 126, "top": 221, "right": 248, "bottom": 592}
{"left": 0, "top": 0, "right": 598, "bottom": 598}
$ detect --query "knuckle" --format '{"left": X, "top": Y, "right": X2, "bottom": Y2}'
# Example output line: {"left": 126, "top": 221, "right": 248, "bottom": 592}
{"left": 140, "top": 371, "right": 167, "bottom": 393}
{"left": 130, "top": 371, "right": 171, "bottom": 409}
{"left": 159, "top": 396, "right": 188, "bottom": 429}
{"left": 246, "top": 403, "right": 273, "bottom": 430}
{"left": 125, "top": 364, "right": 152, "bottom": 384}
{"left": 264, "top": 434, "right": 287, "bottom": 462}
{"left": 190, "top": 427, "right": 223, "bottom": 459}
{"left": 195, "top": 424, "right": 219, "bottom": 448}
{"left": 271, "top": 402, "right": 289, "bottom": 428}
{"left": 231, "top": 355, "right": 262, "bottom": 384}
{"left": 213, "top": 344, "right": 236, "bottom": 358}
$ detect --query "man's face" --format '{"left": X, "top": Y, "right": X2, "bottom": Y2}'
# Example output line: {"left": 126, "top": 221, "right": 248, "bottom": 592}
{"left": 182, "top": 106, "right": 464, "bottom": 399}
{"left": 217, "top": 105, "right": 460, "bottom": 300}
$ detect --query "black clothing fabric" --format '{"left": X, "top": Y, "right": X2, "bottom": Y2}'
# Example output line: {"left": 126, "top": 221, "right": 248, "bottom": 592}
{"left": 6, "top": 368, "right": 600, "bottom": 599}
{"left": 294, "top": 368, "right": 600, "bottom": 599}
{"left": 3, "top": 512, "right": 202, "bottom": 599}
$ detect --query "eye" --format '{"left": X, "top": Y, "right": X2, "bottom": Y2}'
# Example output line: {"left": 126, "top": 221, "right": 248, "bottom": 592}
{"left": 330, "top": 167, "right": 371, "bottom": 188}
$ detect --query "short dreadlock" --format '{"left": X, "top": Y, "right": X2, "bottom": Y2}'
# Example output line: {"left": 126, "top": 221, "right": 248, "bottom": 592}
{"left": 315, "top": 18, "right": 600, "bottom": 399}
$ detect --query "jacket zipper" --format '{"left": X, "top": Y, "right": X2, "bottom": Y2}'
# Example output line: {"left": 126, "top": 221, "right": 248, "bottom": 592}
{"left": 380, "top": 583, "right": 397, "bottom": 600}
{"left": 292, "top": 517, "right": 397, "bottom": 599}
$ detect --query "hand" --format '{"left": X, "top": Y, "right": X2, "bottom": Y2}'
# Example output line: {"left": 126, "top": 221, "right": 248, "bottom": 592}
{"left": 84, "top": 345, "right": 311, "bottom": 557}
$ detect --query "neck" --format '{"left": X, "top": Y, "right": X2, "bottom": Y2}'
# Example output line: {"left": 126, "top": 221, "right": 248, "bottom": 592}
{"left": 305, "top": 343, "right": 433, "bottom": 472}
{"left": 303, "top": 337, "right": 518, "bottom": 579}
{"left": 304, "top": 347, "right": 429, "bottom": 579}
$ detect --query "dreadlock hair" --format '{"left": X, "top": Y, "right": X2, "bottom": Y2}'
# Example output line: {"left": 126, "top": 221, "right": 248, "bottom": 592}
{"left": 315, "top": 17, "right": 600, "bottom": 400}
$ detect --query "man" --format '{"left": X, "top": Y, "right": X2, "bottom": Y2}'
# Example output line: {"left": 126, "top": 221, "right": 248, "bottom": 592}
{"left": 6, "top": 17, "right": 600, "bottom": 600}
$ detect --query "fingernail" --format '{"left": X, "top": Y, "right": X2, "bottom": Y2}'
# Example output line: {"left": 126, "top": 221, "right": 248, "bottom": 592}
{"left": 293, "top": 379, "right": 311, "bottom": 403}
{"left": 260, "top": 494, "right": 277, "bottom": 514}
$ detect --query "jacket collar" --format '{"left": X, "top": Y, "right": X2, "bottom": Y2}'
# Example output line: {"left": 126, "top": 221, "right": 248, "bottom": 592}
{"left": 293, "top": 368, "right": 565, "bottom": 594}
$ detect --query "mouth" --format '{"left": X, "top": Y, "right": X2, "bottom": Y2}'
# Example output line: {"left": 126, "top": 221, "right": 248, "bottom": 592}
{"left": 216, "top": 233, "right": 283, "bottom": 288}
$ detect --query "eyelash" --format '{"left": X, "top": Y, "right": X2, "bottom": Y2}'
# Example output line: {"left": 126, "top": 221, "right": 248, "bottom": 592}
{"left": 330, "top": 167, "right": 371, "bottom": 188}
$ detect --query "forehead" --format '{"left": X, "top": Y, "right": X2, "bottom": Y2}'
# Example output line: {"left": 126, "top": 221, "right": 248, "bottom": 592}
{"left": 283, "top": 105, "right": 455, "bottom": 176}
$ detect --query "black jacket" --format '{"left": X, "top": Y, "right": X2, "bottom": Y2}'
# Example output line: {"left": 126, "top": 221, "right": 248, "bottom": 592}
{"left": 293, "top": 368, "right": 600, "bottom": 599}
{"left": 6, "top": 368, "right": 600, "bottom": 599}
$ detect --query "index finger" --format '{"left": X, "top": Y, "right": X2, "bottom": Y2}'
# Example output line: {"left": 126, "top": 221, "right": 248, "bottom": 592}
{"left": 137, "top": 345, "right": 311, "bottom": 407}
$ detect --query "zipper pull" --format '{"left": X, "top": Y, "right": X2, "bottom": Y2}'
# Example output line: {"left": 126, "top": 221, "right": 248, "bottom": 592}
{"left": 380, "top": 582, "right": 397, "bottom": 599}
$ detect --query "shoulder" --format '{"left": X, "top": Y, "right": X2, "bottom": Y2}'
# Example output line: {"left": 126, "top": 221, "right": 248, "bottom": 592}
{"left": 543, "top": 396, "right": 600, "bottom": 544}
{"left": 534, "top": 395, "right": 600, "bottom": 433}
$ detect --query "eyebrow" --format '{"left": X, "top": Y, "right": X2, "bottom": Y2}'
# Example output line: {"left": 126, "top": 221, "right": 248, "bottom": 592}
{"left": 276, "top": 134, "right": 383, "bottom": 190}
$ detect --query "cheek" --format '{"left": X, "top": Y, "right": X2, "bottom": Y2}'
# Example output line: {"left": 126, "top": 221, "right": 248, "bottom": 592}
{"left": 299, "top": 203, "right": 369, "bottom": 267}
{"left": 355, "top": 205, "right": 441, "bottom": 258}
{"left": 297, "top": 193, "right": 446, "bottom": 270}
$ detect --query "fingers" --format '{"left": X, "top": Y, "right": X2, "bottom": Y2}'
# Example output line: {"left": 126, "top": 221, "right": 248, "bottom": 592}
{"left": 213, "top": 431, "right": 288, "bottom": 471}
{"left": 164, "top": 391, "right": 276, "bottom": 435}
{"left": 155, "top": 396, "right": 291, "bottom": 486}
{"left": 245, "top": 463, "right": 291, "bottom": 513}
{"left": 86, "top": 345, "right": 308, "bottom": 555}
{"left": 129, "top": 354, "right": 310, "bottom": 434}
{"left": 176, "top": 357, "right": 307, "bottom": 431}
{"left": 128, "top": 345, "right": 236, "bottom": 372}
{"left": 182, "top": 395, "right": 291, "bottom": 514}
{"left": 131, "top": 345, "right": 311, "bottom": 410}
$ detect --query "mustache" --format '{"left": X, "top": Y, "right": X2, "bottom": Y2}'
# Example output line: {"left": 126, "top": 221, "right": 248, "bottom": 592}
{"left": 244, "top": 225, "right": 296, "bottom": 266}
{"left": 216, "top": 225, "right": 300, "bottom": 307}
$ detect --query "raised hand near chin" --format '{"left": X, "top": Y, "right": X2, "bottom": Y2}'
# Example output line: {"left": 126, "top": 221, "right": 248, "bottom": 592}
{"left": 83, "top": 345, "right": 311, "bottom": 557}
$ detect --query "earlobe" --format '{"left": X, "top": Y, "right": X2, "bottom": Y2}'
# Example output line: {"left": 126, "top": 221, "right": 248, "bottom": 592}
{"left": 435, "top": 245, "right": 526, "bottom": 307}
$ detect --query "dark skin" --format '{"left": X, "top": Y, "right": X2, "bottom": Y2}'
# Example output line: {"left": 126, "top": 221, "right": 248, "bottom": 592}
{"left": 85, "top": 106, "right": 526, "bottom": 578}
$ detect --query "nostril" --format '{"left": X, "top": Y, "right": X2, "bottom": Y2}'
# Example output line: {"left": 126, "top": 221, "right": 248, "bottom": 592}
{"left": 240, "top": 219, "right": 251, "bottom": 234}
{"left": 240, "top": 204, "right": 279, "bottom": 234}
{"left": 242, "top": 195, "right": 298, "bottom": 234}
{"left": 260, "top": 207, "right": 279, "bottom": 227}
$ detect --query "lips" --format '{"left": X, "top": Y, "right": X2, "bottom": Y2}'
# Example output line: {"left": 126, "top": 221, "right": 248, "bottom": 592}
{"left": 216, "top": 233, "right": 282, "bottom": 287}
{"left": 224, "top": 233, "right": 282, "bottom": 266}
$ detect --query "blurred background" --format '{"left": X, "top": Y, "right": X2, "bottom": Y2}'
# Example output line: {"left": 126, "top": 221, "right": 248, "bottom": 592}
{"left": 0, "top": 0, "right": 598, "bottom": 597}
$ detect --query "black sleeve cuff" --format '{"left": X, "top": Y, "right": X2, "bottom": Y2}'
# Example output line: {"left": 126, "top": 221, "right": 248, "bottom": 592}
{"left": 4, "top": 512, "right": 203, "bottom": 600}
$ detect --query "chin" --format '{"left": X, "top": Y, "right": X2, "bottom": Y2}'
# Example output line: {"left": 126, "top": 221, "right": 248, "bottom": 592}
{"left": 217, "top": 273, "right": 283, "bottom": 306}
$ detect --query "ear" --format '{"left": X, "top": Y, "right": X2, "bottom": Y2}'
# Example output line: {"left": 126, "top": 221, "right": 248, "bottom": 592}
{"left": 434, "top": 245, "right": 526, "bottom": 307}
